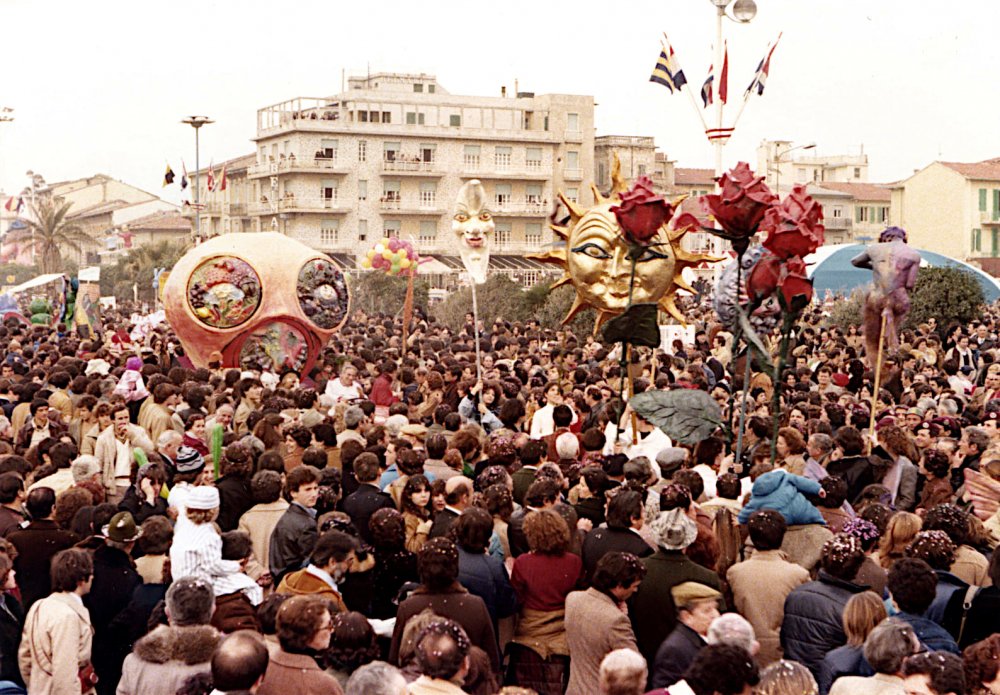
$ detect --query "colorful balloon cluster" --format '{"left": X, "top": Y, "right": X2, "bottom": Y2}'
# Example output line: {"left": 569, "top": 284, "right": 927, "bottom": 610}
{"left": 361, "top": 237, "right": 419, "bottom": 275}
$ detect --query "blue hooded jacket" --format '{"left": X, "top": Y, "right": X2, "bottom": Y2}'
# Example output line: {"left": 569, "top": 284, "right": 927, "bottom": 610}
{"left": 738, "top": 469, "right": 826, "bottom": 526}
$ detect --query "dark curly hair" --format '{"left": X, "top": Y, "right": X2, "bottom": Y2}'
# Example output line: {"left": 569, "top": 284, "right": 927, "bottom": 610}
{"left": 922, "top": 449, "right": 952, "bottom": 480}
{"left": 483, "top": 484, "right": 513, "bottom": 522}
{"left": 888, "top": 558, "right": 937, "bottom": 614}
{"left": 685, "top": 644, "right": 760, "bottom": 695}
{"left": 450, "top": 507, "right": 493, "bottom": 554}
{"left": 820, "top": 534, "right": 865, "bottom": 581}
{"left": 417, "top": 537, "right": 460, "bottom": 591}
{"left": 902, "top": 652, "right": 965, "bottom": 695}
{"left": 905, "top": 530, "right": 956, "bottom": 571}
{"left": 591, "top": 551, "right": 646, "bottom": 598}
{"left": 369, "top": 508, "right": 406, "bottom": 551}
{"left": 401, "top": 474, "right": 432, "bottom": 520}
{"left": 923, "top": 504, "right": 969, "bottom": 546}
{"left": 325, "top": 611, "right": 380, "bottom": 673}
{"left": 962, "top": 633, "right": 1000, "bottom": 690}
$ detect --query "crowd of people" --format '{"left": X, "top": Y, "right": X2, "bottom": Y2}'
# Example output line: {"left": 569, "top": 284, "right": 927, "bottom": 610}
{"left": 0, "top": 292, "right": 997, "bottom": 695}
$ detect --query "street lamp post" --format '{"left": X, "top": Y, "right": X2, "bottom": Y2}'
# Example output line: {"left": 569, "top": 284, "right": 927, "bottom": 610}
{"left": 181, "top": 116, "right": 214, "bottom": 240}
{"left": 773, "top": 142, "right": 816, "bottom": 193}
{"left": 708, "top": 0, "right": 757, "bottom": 185}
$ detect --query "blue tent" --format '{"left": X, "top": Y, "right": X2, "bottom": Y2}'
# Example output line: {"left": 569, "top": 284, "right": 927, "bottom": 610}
{"left": 805, "top": 243, "right": 1000, "bottom": 303}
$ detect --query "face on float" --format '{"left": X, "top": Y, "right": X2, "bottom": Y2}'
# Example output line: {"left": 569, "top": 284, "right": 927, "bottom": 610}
{"left": 452, "top": 180, "right": 495, "bottom": 283}
{"left": 566, "top": 204, "right": 676, "bottom": 313}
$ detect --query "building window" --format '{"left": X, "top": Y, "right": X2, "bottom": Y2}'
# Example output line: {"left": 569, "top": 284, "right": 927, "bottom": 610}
{"left": 566, "top": 151, "right": 579, "bottom": 170}
{"left": 406, "top": 112, "right": 417, "bottom": 124}
{"left": 526, "top": 184, "right": 542, "bottom": 205}
{"left": 382, "top": 181, "right": 401, "bottom": 203}
{"left": 419, "top": 220, "right": 436, "bottom": 242}
{"left": 419, "top": 143, "right": 436, "bottom": 163}
{"left": 320, "top": 179, "right": 338, "bottom": 203}
{"left": 359, "top": 219, "right": 368, "bottom": 242}
{"left": 797, "top": 167, "right": 806, "bottom": 181}
{"left": 320, "top": 220, "right": 339, "bottom": 245}
{"left": 495, "top": 183, "right": 512, "bottom": 207}
{"left": 464, "top": 145, "right": 480, "bottom": 169}
{"left": 383, "top": 142, "right": 401, "bottom": 162}
{"left": 382, "top": 111, "right": 391, "bottom": 123}
{"left": 526, "top": 147, "right": 542, "bottom": 170}
{"left": 449, "top": 114, "right": 461, "bottom": 127}
{"left": 854, "top": 167, "right": 861, "bottom": 179}
{"left": 567, "top": 113, "right": 579, "bottom": 131}
{"left": 359, "top": 111, "right": 368, "bottom": 123}
{"left": 413, "top": 83, "right": 423, "bottom": 93}
{"left": 972, "top": 228, "right": 982, "bottom": 253}
{"left": 358, "top": 140, "right": 367, "bottom": 162}
{"left": 428, "top": 84, "right": 435, "bottom": 93}
{"left": 993, "top": 190, "right": 1000, "bottom": 221}
{"left": 878, "top": 206, "right": 888, "bottom": 223}
{"left": 526, "top": 222, "right": 542, "bottom": 246}
{"left": 598, "top": 163, "right": 607, "bottom": 185}
{"left": 832, "top": 205, "right": 844, "bottom": 218}
{"left": 320, "top": 139, "right": 338, "bottom": 160}
{"left": 856, "top": 206, "right": 869, "bottom": 223}
{"left": 544, "top": 115, "right": 549, "bottom": 131}
{"left": 495, "top": 146, "right": 512, "bottom": 169}
{"left": 567, "top": 187, "right": 579, "bottom": 203}
{"left": 384, "top": 220, "right": 401, "bottom": 238}
{"left": 369, "top": 111, "right": 380, "bottom": 123}
{"left": 496, "top": 221, "right": 512, "bottom": 248}
{"left": 638, "top": 164, "right": 647, "bottom": 176}
{"left": 419, "top": 181, "right": 437, "bottom": 207}
{"left": 980, "top": 188, "right": 988, "bottom": 212}
{"left": 994, "top": 229, "right": 999, "bottom": 257}
{"left": 358, "top": 180, "right": 367, "bottom": 201}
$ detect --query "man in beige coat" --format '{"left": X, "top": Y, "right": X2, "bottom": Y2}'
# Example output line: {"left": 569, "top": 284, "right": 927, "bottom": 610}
{"left": 237, "top": 470, "right": 289, "bottom": 576}
{"left": 94, "top": 405, "right": 154, "bottom": 503}
{"left": 727, "top": 510, "right": 810, "bottom": 666}
{"left": 565, "top": 552, "right": 645, "bottom": 695}
{"left": 19, "top": 548, "right": 95, "bottom": 695}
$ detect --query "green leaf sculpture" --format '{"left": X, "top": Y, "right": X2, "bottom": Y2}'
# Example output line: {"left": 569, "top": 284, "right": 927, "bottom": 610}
{"left": 629, "top": 389, "right": 722, "bottom": 445}
{"left": 602, "top": 303, "right": 660, "bottom": 348}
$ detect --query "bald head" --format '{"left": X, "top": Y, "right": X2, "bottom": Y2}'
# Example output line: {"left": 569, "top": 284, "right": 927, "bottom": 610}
{"left": 211, "top": 630, "right": 269, "bottom": 692}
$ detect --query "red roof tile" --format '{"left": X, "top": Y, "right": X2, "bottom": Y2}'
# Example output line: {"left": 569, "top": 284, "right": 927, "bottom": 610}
{"left": 125, "top": 210, "right": 192, "bottom": 231}
{"left": 939, "top": 159, "right": 1000, "bottom": 181}
{"left": 674, "top": 168, "right": 716, "bottom": 186}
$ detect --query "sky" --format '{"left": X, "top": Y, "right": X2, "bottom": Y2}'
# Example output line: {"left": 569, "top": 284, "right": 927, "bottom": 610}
{"left": 0, "top": 0, "right": 997, "bottom": 205}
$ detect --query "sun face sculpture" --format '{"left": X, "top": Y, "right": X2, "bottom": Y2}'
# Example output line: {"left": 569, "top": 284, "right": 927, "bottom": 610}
{"left": 530, "top": 160, "right": 719, "bottom": 333}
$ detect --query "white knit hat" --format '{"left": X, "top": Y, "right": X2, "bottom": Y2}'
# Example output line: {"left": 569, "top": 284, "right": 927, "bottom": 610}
{"left": 186, "top": 486, "right": 220, "bottom": 510}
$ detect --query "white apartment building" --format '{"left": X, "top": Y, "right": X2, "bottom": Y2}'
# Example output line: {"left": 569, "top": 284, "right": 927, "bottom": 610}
{"left": 213, "top": 72, "right": 594, "bottom": 286}
{"left": 758, "top": 139, "right": 869, "bottom": 189}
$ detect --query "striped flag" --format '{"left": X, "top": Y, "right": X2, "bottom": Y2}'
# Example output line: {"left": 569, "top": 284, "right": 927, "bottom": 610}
{"left": 181, "top": 161, "right": 189, "bottom": 191}
{"left": 650, "top": 43, "right": 687, "bottom": 93}
{"left": 163, "top": 163, "right": 175, "bottom": 187}
{"left": 746, "top": 34, "right": 782, "bottom": 97}
{"left": 701, "top": 64, "right": 714, "bottom": 108}
{"left": 206, "top": 161, "right": 216, "bottom": 192}
{"left": 218, "top": 163, "right": 227, "bottom": 192}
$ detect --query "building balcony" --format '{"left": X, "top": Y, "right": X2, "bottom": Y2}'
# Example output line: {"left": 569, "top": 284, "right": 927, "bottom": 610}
{"left": 492, "top": 200, "right": 549, "bottom": 217}
{"left": 378, "top": 198, "right": 445, "bottom": 215}
{"left": 380, "top": 159, "right": 444, "bottom": 176}
{"left": 255, "top": 114, "right": 560, "bottom": 144}
{"left": 225, "top": 202, "right": 247, "bottom": 216}
{"left": 248, "top": 196, "right": 350, "bottom": 215}
{"left": 459, "top": 167, "right": 550, "bottom": 181}
{"left": 823, "top": 217, "right": 852, "bottom": 230}
{"left": 247, "top": 156, "right": 351, "bottom": 179}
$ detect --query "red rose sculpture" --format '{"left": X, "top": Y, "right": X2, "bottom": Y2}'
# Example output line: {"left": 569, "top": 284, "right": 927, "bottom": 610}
{"left": 700, "top": 162, "right": 778, "bottom": 245}
{"left": 760, "top": 185, "right": 826, "bottom": 260}
{"left": 779, "top": 256, "right": 814, "bottom": 311}
{"left": 746, "top": 252, "right": 782, "bottom": 301}
{"left": 611, "top": 176, "right": 674, "bottom": 244}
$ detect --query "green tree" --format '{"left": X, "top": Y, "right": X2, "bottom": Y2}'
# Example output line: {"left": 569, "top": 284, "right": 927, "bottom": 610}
{"left": 348, "top": 271, "right": 430, "bottom": 317}
{"left": 0, "top": 263, "right": 40, "bottom": 287}
{"left": 102, "top": 240, "right": 188, "bottom": 301}
{"left": 905, "top": 266, "right": 985, "bottom": 328}
{"left": 824, "top": 289, "right": 864, "bottom": 329}
{"left": 4, "top": 198, "right": 92, "bottom": 274}
{"left": 431, "top": 275, "right": 536, "bottom": 330}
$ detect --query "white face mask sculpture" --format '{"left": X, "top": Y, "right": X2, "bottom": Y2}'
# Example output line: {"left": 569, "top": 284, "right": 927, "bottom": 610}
{"left": 451, "top": 180, "right": 494, "bottom": 285}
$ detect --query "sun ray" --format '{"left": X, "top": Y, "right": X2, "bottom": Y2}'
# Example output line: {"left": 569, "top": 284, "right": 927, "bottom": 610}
{"left": 610, "top": 153, "right": 628, "bottom": 197}
{"left": 550, "top": 224, "right": 570, "bottom": 240}
{"left": 562, "top": 294, "right": 590, "bottom": 325}
{"left": 558, "top": 192, "right": 585, "bottom": 220}
{"left": 659, "top": 295, "right": 687, "bottom": 324}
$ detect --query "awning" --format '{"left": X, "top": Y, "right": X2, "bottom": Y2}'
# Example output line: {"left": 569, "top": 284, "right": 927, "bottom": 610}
{"left": 327, "top": 253, "right": 356, "bottom": 270}
{"left": 490, "top": 255, "right": 555, "bottom": 271}
{"left": 413, "top": 255, "right": 559, "bottom": 274}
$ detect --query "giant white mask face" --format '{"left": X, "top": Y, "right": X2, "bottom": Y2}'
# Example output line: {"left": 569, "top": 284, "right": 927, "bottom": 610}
{"left": 451, "top": 179, "right": 494, "bottom": 284}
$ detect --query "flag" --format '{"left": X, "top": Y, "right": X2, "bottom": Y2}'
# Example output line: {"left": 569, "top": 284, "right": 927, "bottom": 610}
{"left": 3, "top": 197, "right": 13, "bottom": 212}
{"left": 163, "top": 163, "right": 175, "bottom": 187}
{"left": 218, "top": 163, "right": 227, "bottom": 192}
{"left": 745, "top": 34, "right": 781, "bottom": 97}
{"left": 701, "top": 64, "right": 714, "bottom": 108}
{"left": 650, "top": 43, "right": 687, "bottom": 93}
{"left": 720, "top": 41, "right": 729, "bottom": 104}
{"left": 206, "top": 161, "right": 215, "bottom": 192}
{"left": 15, "top": 198, "right": 22, "bottom": 214}
{"left": 181, "top": 160, "right": 189, "bottom": 191}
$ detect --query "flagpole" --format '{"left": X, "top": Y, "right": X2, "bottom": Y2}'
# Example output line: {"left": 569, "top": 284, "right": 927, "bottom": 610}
{"left": 182, "top": 116, "right": 214, "bottom": 242}
{"left": 662, "top": 36, "right": 710, "bottom": 133}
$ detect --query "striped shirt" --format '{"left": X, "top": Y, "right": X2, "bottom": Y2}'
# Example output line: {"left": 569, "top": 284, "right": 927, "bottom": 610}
{"left": 169, "top": 521, "right": 241, "bottom": 585}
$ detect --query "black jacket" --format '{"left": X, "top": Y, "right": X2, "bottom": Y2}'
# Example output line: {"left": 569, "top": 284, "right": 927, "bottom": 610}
{"left": 0, "top": 593, "right": 23, "bottom": 686}
{"left": 118, "top": 485, "right": 169, "bottom": 523}
{"left": 215, "top": 474, "right": 254, "bottom": 532}
{"left": 428, "top": 508, "right": 460, "bottom": 540}
{"left": 85, "top": 544, "right": 141, "bottom": 695}
{"left": 269, "top": 503, "right": 318, "bottom": 583}
{"left": 826, "top": 455, "right": 875, "bottom": 504}
{"left": 581, "top": 526, "right": 653, "bottom": 579}
{"left": 781, "top": 571, "right": 868, "bottom": 677}
{"left": 341, "top": 483, "right": 394, "bottom": 545}
{"left": 651, "top": 623, "right": 705, "bottom": 688}
{"left": 7, "top": 520, "right": 78, "bottom": 610}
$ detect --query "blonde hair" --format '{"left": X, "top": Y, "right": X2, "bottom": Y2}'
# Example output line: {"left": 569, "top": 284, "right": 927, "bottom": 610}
{"left": 842, "top": 591, "right": 888, "bottom": 647}
{"left": 756, "top": 660, "right": 818, "bottom": 695}
{"left": 876, "top": 512, "right": 922, "bottom": 569}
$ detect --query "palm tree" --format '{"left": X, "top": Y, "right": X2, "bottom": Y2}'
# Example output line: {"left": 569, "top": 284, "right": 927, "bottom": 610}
{"left": 107, "top": 240, "right": 188, "bottom": 301}
{"left": 4, "top": 197, "right": 92, "bottom": 274}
